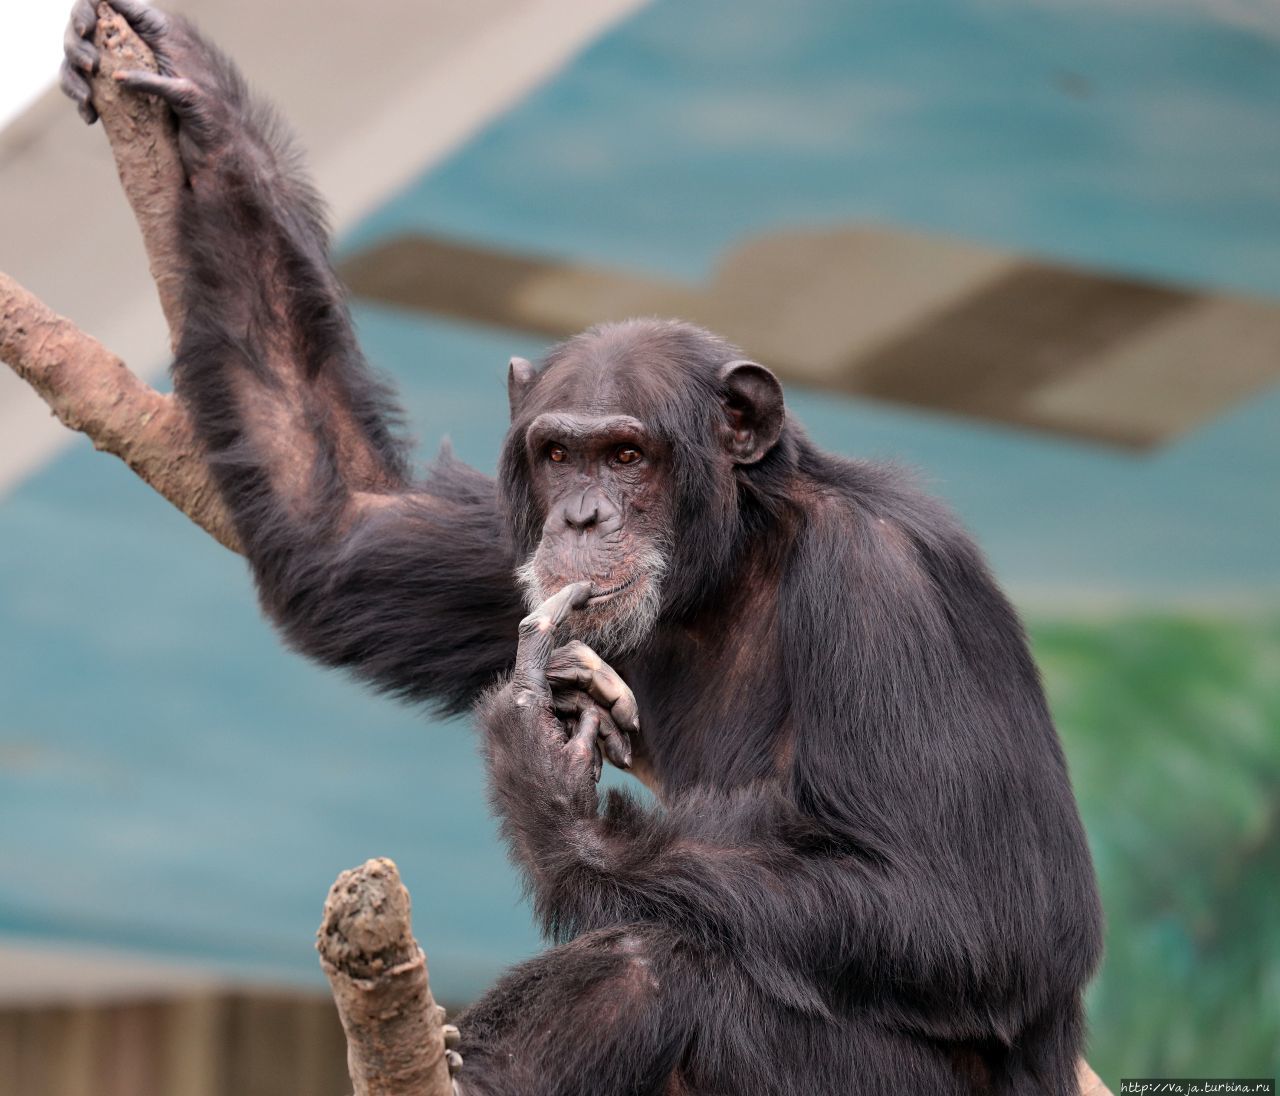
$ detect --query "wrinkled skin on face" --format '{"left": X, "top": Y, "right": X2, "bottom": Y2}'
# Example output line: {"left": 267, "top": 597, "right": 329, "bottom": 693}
{"left": 516, "top": 409, "right": 673, "bottom": 656}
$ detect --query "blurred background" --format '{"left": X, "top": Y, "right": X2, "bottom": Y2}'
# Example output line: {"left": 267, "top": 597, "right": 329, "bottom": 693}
{"left": 2, "top": 0, "right": 1278, "bottom": 1091}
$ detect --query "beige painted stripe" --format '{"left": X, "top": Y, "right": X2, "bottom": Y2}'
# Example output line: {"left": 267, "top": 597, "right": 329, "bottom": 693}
{"left": 0, "top": 938, "right": 225, "bottom": 1005}
{"left": 1028, "top": 294, "right": 1280, "bottom": 445}
{"left": 851, "top": 261, "right": 1198, "bottom": 444}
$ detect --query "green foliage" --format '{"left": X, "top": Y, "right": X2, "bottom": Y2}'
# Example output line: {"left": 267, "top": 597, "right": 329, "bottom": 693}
{"left": 1030, "top": 612, "right": 1280, "bottom": 1081}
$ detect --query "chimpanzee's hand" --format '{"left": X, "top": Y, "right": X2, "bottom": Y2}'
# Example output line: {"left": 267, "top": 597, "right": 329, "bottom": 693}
{"left": 60, "top": 0, "right": 104, "bottom": 124}
{"left": 487, "top": 584, "right": 639, "bottom": 809}
{"left": 61, "top": 0, "right": 240, "bottom": 176}
{"left": 544, "top": 638, "right": 639, "bottom": 777}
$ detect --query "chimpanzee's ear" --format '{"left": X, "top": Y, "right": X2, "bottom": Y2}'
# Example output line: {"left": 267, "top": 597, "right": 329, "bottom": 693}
{"left": 508, "top": 356, "right": 535, "bottom": 419}
{"left": 720, "top": 360, "right": 784, "bottom": 464}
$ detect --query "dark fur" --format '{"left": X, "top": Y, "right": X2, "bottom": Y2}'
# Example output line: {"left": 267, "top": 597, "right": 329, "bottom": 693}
{"left": 63, "top": 7, "right": 1102, "bottom": 1094}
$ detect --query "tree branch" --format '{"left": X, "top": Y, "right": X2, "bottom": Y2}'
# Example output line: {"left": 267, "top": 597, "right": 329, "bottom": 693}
{"left": 317, "top": 859, "right": 455, "bottom": 1096}
{"left": 91, "top": 1, "right": 188, "bottom": 343}
{"left": 0, "top": 4, "right": 239, "bottom": 550}
{"left": 0, "top": 273, "right": 238, "bottom": 550}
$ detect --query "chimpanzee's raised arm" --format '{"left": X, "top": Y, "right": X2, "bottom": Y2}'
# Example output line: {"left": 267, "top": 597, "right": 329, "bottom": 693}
{"left": 62, "top": 1, "right": 525, "bottom": 710}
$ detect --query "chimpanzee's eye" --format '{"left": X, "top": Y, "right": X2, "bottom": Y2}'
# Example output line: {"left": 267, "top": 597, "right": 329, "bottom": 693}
{"left": 614, "top": 447, "right": 642, "bottom": 466}
{"left": 547, "top": 445, "right": 567, "bottom": 463}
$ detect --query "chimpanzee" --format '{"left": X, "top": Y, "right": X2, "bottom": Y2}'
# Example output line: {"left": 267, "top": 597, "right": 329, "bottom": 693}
{"left": 62, "top": 4, "right": 1103, "bottom": 1094}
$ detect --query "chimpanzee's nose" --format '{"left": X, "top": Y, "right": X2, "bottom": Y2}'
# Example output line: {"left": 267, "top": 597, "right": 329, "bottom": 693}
{"left": 563, "top": 490, "right": 601, "bottom": 531}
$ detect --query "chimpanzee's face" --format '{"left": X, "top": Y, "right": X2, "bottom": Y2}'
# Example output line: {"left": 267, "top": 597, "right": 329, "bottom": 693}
{"left": 516, "top": 408, "right": 673, "bottom": 655}
{"left": 506, "top": 322, "right": 785, "bottom": 654}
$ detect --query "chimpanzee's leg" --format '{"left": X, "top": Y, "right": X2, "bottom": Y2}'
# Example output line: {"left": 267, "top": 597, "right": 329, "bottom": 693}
{"left": 451, "top": 925, "right": 984, "bottom": 1096}
{"left": 453, "top": 925, "right": 692, "bottom": 1096}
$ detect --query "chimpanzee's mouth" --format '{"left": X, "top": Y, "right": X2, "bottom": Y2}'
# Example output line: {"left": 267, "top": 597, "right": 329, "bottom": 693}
{"left": 587, "top": 576, "right": 638, "bottom": 605}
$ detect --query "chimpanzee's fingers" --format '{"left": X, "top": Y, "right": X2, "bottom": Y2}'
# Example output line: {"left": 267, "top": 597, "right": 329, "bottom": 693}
{"left": 597, "top": 717, "right": 631, "bottom": 771}
{"left": 514, "top": 582, "right": 591, "bottom": 693}
{"left": 545, "top": 640, "right": 640, "bottom": 735}
{"left": 61, "top": 0, "right": 101, "bottom": 124}
{"left": 113, "top": 70, "right": 199, "bottom": 113}
{"left": 106, "top": 0, "right": 171, "bottom": 43}
{"left": 70, "top": 0, "right": 98, "bottom": 39}
{"left": 64, "top": 16, "right": 98, "bottom": 76}
{"left": 552, "top": 690, "right": 631, "bottom": 770}
{"left": 60, "top": 63, "right": 98, "bottom": 124}
{"left": 567, "top": 706, "right": 604, "bottom": 784}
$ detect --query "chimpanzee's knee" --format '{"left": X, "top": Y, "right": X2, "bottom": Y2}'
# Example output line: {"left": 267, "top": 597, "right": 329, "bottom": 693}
{"left": 452, "top": 925, "right": 689, "bottom": 1096}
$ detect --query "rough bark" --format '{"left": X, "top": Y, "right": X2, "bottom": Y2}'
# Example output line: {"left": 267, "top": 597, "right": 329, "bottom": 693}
{"left": 0, "top": 273, "right": 239, "bottom": 551}
{"left": 317, "top": 859, "right": 454, "bottom": 1096}
{"left": 91, "top": 1, "right": 189, "bottom": 343}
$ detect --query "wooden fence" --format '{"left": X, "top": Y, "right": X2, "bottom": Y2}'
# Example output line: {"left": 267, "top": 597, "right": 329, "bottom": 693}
{"left": 0, "top": 992, "right": 352, "bottom": 1096}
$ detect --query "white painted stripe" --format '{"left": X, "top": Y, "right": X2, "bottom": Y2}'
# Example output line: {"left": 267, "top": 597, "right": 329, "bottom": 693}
{"left": 319, "top": 0, "right": 652, "bottom": 231}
